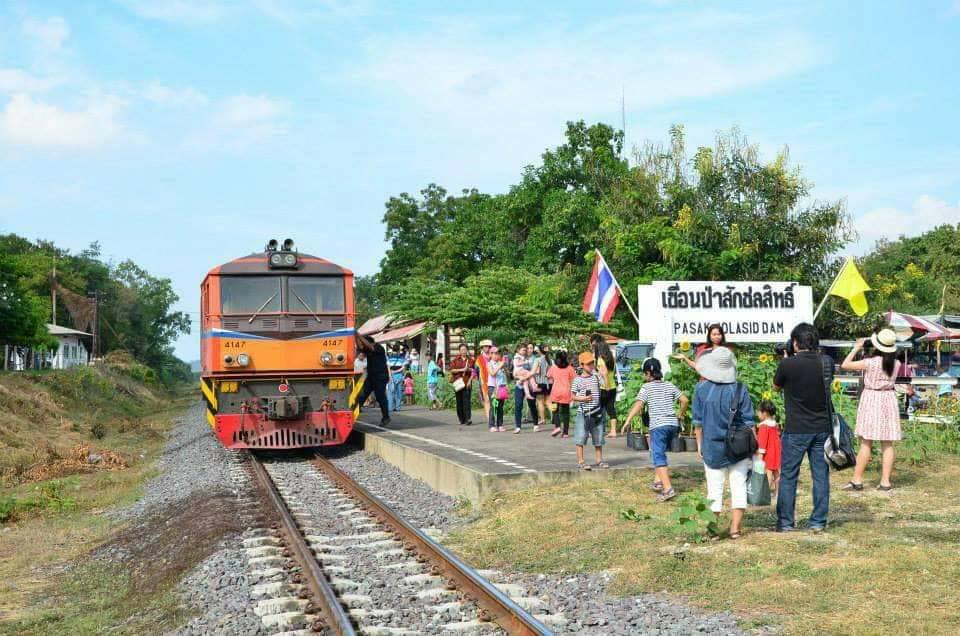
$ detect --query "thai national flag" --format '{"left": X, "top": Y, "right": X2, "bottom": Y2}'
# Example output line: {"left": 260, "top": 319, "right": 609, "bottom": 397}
{"left": 582, "top": 252, "right": 620, "bottom": 323}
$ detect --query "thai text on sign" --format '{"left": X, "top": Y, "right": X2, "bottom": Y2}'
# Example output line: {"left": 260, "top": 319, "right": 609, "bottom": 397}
{"left": 637, "top": 281, "right": 814, "bottom": 344}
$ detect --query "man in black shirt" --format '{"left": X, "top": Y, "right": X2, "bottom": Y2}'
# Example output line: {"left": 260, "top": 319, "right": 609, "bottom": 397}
{"left": 356, "top": 335, "right": 391, "bottom": 426}
{"left": 773, "top": 322, "right": 832, "bottom": 532}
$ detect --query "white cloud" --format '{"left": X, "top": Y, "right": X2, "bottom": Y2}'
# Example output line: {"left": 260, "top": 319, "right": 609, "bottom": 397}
{"left": 187, "top": 94, "right": 289, "bottom": 150}
{"left": 251, "top": 0, "right": 371, "bottom": 25}
{"left": 349, "top": 10, "right": 822, "bottom": 161}
{"left": 118, "top": 1, "right": 225, "bottom": 24}
{"left": 0, "top": 69, "right": 59, "bottom": 94}
{"left": 0, "top": 93, "right": 124, "bottom": 149}
{"left": 22, "top": 16, "right": 70, "bottom": 52}
{"left": 853, "top": 195, "right": 960, "bottom": 251}
{"left": 142, "top": 83, "right": 209, "bottom": 107}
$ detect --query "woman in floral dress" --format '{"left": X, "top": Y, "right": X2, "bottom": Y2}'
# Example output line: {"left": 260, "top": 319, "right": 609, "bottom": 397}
{"left": 840, "top": 329, "right": 901, "bottom": 491}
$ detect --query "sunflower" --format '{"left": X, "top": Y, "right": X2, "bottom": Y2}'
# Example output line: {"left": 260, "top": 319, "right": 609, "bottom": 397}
{"left": 680, "top": 341, "right": 691, "bottom": 352}
{"left": 758, "top": 354, "right": 770, "bottom": 363}
{"left": 762, "top": 391, "right": 773, "bottom": 400}
{"left": 832, "top": 379, "right": 843, "bottom": 393}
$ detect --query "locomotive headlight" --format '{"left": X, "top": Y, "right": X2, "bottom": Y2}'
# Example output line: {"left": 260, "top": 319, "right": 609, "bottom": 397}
{"left": 236, "top": 353, "right": 250, "bottom": 367}
{"left": 224, "top": 355, "right": 234, "bottom": 365}
{"left": 284, "top": 253, "right": 296, "bottom": 265}
{"left": 336, "top": 353, "right": 345, "bottom": 363}
{"left": 270, "top": 253, "right": 283, "bottom": 266}
{"left": 320, "top": 352, "right": 334, "bottom": 365}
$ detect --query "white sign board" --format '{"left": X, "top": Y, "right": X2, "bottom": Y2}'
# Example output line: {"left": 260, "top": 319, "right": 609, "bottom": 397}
{"left": 636, "top": 281, "right": 814, "bottom": 369}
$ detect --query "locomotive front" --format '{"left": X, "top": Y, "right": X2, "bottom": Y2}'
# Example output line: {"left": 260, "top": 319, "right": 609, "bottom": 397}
{"left": 199, "top": 239, "right": 361, "bottom": 449}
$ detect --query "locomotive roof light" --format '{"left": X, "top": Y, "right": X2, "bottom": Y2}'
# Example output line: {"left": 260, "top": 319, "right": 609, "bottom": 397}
{"left": 236, "top": 353, "right": 250, "bottom": 367}
{"left": 282, "top": 238, "right": 295, "bottom": 251}
{"left": 267, "top": 245, "right": 299, "bottom": 269}
{"left": 265, "top": 239, "right": 279, "bottom": 252}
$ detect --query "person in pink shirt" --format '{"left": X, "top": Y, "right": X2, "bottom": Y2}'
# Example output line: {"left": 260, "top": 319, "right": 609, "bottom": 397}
{"left": 548, "top": 350, "right": 577, "bottom": 437}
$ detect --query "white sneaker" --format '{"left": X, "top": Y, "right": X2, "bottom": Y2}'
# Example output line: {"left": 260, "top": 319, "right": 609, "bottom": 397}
{"left": 533, "top": 425, "right": 540, "bottom": 433}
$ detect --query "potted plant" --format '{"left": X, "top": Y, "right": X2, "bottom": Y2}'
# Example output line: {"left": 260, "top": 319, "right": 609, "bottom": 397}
{"left": 626, "top": 417, "right": 648, "bottom": 450}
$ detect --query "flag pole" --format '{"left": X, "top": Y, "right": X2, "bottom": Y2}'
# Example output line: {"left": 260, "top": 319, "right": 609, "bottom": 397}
{"left": 812, "top": 257, "right": 847, "bottom": 321}
{"left": 596, "top": 249, "right": 641, "bottom": 326}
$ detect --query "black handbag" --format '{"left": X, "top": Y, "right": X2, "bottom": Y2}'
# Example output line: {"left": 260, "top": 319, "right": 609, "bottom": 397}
{"left": 725, "top": 383, "right": 758, "bottom": 462}
{"left": 821, "top": 356, "right": 856, "bottom": 470}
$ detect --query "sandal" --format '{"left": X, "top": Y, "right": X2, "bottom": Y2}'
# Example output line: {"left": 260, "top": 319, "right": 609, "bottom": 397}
{"left": 650, "top": 481, "right": 664, "bottom": 492}
{"left": 593, "top": 462, "right": 610, "bottom": 469}
{"left": 842, "top": 482, "right": 864, "bottom": 491}
{"left": 656, "top": 488, "right": 676, "bottom": 502}
{"left": 729, "top": 531, "right": 742, "bottom": 540}
{"left": 578, "top": 463, "right": 592, "bottom": 471}
{"left": 877, "top": 484, "right": 894, "bottom": 491}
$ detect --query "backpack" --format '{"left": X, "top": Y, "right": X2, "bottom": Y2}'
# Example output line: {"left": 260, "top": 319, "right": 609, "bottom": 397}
{"left": 724, "top": 383, "right": 758, "bottom": 462}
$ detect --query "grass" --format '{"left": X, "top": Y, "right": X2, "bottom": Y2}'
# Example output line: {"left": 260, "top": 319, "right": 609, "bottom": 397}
{"left": 0, "top": 396, "right": 192, "bottom": 634}
{"left": 447, "top": 455, "right": 960, "bottom": 634}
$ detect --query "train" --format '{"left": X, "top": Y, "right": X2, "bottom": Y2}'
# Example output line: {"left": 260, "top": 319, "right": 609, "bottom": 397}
{"left": 199, "top": 239, "right": 362, "bottom": 449}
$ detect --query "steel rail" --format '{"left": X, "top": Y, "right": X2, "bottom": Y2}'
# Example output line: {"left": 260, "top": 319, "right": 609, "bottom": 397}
{"left": 312, "top": 455, "right": 553, "bottom": 636}
{"left": 248, "top": 452, "right": 357, "bottom": 636}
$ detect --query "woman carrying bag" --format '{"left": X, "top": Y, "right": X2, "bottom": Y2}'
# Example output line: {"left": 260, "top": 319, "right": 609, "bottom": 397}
{"left": 449, "top": 343, "right": 475, "bottom": 426}
{"left": 841, "top": 329, "right": 902, "bottom": 491}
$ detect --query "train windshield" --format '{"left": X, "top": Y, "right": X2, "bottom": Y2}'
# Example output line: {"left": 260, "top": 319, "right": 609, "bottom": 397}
{"left": 288, "top": 277, "right": 345, "bottom": 314}
{"left": 220, "top": 276, "right": 282, "bottom": 314}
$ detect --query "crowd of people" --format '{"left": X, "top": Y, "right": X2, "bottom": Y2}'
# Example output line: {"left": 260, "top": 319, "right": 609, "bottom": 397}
{"left": 356, "top": 320, "right": 908, "bottom": 538}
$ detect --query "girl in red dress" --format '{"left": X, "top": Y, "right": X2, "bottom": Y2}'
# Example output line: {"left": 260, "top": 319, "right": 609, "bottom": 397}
{"left": 755, "top": 400, "right": 782, "bottom": 493}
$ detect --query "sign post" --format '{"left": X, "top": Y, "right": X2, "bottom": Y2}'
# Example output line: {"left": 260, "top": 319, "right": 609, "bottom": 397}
{"left": 637, "top": 281, "right": 814, "bottom": 370}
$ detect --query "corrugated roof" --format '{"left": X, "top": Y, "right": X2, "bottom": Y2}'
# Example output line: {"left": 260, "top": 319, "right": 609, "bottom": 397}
{"left": 374, "top": 321, "right": 428, "bottom": 343}
{"left": 358, "top": 314, "right": 396, "bottom": 336}
{"left": 46, "top": 323, "right": 92, "bottom": 337}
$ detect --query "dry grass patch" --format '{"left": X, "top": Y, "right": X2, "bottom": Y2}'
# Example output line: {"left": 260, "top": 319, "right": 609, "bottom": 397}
{"left": 448, "top": 459, "right": 960, "bottom": 634}
{"left": 0, "top": 399, "right": 194, "bottom": 633}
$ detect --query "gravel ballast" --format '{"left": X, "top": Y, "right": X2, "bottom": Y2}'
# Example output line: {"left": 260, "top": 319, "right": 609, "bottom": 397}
{"left": 320, "top": 446, "right": 747, "bottom": 635}
{"left": 105, "top": 404, "right": 749, "bottom": 634}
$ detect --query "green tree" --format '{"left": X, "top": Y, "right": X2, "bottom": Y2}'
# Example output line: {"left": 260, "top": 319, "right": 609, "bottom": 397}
{"left": 0, "top": 255, "right": 55, "bottom": 350}
{"left": 376, "top": 122, "right": 853, "bottom": 338}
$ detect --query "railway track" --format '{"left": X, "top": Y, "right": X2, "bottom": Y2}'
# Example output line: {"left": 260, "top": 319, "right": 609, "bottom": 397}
{"left": 246, "top": 451, "right": 555, "bottom": 635}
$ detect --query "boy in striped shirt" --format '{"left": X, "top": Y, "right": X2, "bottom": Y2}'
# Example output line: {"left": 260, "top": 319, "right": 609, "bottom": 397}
{"left": 572, "top": 351, "right": 607, "bottom": 470}
{"left": 623, "top": 358, "right": 689, "bottom": 501}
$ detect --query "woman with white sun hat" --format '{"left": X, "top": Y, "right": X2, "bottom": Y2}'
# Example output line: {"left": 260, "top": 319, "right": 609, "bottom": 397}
{"left": 840, "top": 328, "right": 902, "bottom": 491}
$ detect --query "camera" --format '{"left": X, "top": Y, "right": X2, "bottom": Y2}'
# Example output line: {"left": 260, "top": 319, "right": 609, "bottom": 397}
{"left": 774, "top": 340, "right": 795, "bottom": 358}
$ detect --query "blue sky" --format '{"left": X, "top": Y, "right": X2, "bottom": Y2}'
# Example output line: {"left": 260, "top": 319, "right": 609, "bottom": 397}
{"left": 1, "top": 0, "right": 958, "bottom": 361}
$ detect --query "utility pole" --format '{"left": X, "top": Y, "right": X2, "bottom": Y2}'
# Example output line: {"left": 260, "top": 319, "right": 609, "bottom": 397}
{"left": 51, "top": 254, "right": 57, "bottom": 325}
{"left": 88, "top": 290, "right": 100, "bottom": 360}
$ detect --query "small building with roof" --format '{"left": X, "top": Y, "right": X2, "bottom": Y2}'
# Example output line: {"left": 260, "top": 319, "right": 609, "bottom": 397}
{"left": 45, "top": 324, "right": 92, "bottom": 369}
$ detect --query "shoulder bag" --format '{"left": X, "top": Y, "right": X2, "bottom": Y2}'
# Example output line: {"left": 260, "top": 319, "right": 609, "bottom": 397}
{"left": 725, "top": 383, "right": 758, "bottom": 462}
{"left": 821, "top": 355, "right": 856, "bottom": 470}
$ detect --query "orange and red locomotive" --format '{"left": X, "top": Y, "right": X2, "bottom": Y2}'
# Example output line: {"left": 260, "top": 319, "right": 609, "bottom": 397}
{"left": 199, "top": 239, "right": 362, "bottom": 449}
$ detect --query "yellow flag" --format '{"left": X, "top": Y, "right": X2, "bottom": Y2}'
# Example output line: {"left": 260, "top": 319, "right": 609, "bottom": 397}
{"left": 828, "top": 257, "right": 871, "bottom": 316}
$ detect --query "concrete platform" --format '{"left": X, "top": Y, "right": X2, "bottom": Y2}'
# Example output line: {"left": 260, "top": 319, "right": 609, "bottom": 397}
{"left": 350, "top": 405, "right": 702, "bottom": 505}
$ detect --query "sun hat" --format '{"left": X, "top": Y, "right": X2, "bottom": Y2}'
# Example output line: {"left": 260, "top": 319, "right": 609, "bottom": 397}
{"left": 489, "top": 346, "right": 499, "bottom": 354}
{"left": 479, "top": 339, "right": 494, "bottom": 347}
{"left": 578, "top": 351, "right": 596, "bottom": 365}
{"left": 871, "top": 328, "right": 898, "bottom": 353}
{"left": 698, "top": 347, "right": 737, "bottom": 384}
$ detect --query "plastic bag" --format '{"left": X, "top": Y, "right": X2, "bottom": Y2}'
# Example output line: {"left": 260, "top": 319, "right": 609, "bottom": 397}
{"left": 747, "top": 467, "right": 771, "bottom": 506}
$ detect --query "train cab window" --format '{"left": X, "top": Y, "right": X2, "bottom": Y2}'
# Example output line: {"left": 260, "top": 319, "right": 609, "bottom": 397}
{"left": 221, "top": 276, "right": 282, "bottom": 314}
{"left": 288, "top": 277, "right": 345, "bottom": 314}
